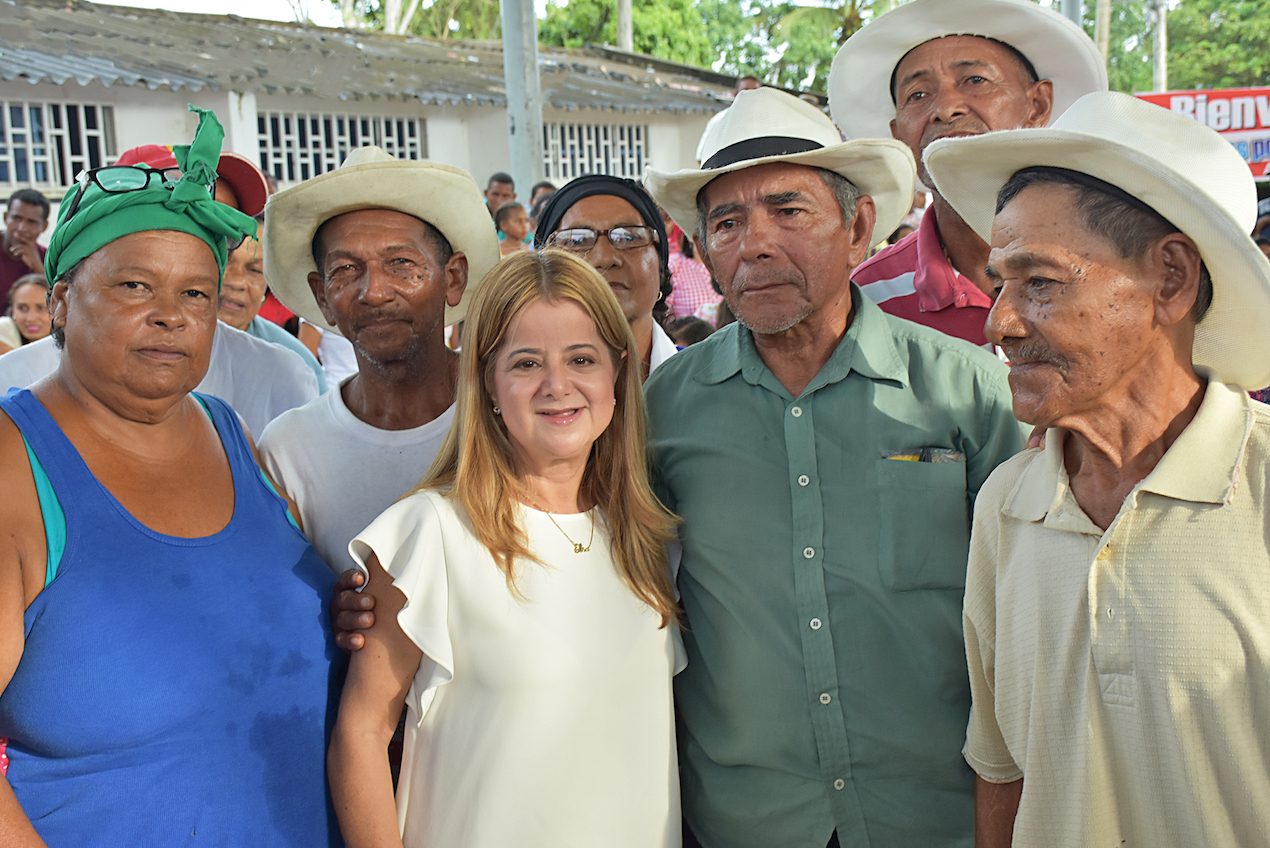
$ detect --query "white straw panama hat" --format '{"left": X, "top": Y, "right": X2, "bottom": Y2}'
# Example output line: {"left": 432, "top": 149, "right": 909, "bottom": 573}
{"left": 827, "top": 0, "right": 1107, "bottom": 142}
{"left": 263, "top": 146, "right": 500, "bottom": 334}
{"left": 644, "top": 87, "right": 916, "bottom": 246}
{"left": 924, "top": 90, "right": 1270, "bottom": 391}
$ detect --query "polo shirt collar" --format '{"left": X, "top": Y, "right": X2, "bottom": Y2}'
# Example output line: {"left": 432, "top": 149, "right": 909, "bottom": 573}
{"left": 1137, "top": 379, "right": 1249, "bottom": 505}
{"left": 695, "top": 283, "right": 910, "bottom": 395}
{"left": 913, "top": 205, "right": 994, "bottom": 313}
{"left": 1003, "top": 378, "right": 1251, "bottom": 524}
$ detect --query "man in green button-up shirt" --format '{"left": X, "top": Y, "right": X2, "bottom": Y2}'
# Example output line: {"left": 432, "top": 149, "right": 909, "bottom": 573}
{"left": 644, "top": 87, "right": 1022, "bottom": 848}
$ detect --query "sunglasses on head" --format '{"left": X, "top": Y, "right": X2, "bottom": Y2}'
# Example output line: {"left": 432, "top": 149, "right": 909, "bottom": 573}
{"left": 64, "top": 165, "right": 246, "bottom": 250}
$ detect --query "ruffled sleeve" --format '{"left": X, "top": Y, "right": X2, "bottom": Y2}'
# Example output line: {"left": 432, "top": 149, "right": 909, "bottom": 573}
{"left": 349, "top": 492, "right": 454, "bottom": 699}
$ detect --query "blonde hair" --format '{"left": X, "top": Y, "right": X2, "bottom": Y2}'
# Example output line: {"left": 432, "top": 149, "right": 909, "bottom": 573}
{"left": 413, "top": 248, "right": 680, "bottom": 625}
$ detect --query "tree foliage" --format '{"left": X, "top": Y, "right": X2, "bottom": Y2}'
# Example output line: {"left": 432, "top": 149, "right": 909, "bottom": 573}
{"left": 539, "top": 0, "right": 715, "bottom": 68}
{"left": 327, "top": 0, "right": 1270, "bottom": 96}
{"left": 1167, "top": 0, "right": 1270, "bottom": 89}
{"left": 706, "top": 0, "right": 902, "bottom": 92}
{"left": 1080, "top": 0, "right": 1154, "bottom": 94}
{"left": 329, "top": 0, "right": 501, "bottom": 38}
{"left": 1078, "top": 0, "right": 1270, "bottom": 93}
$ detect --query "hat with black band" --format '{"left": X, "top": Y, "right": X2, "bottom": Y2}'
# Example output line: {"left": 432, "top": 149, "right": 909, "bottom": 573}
{"left": 643, "top": 87, "right": 915, "bottom": 246}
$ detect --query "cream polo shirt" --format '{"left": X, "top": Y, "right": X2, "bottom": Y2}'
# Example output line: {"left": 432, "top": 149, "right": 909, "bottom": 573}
{"left": 964, "top": 379, "right": 1270, "bottom": 848}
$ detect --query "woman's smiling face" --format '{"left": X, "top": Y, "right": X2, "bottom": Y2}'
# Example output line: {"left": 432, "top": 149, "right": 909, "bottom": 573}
{"left": 488, "top": 297, "right": 619, "bottom": 475}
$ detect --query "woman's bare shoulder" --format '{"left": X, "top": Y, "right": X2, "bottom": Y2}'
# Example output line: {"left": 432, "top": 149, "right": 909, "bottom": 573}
{"left": 0, "top": 407, "right": 47, "bottom": 686}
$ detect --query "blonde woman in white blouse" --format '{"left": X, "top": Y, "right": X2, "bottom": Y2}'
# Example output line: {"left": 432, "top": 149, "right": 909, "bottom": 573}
{"left": 328, "top": 248, "right": 683, "bottom": 848}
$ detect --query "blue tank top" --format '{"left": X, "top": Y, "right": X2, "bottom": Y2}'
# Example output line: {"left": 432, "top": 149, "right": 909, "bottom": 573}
{"left": 0, "top": 389, "right": 344, "bottom": 847}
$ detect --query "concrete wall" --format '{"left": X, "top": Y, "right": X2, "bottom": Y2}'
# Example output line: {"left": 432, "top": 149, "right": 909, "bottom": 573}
{"left": 0, "top": 78, "right": 716, "bottom": 238}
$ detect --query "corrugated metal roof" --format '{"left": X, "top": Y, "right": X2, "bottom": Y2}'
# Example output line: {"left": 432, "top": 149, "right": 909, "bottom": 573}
{"left": 0, "top": 0, "right": 766, "bottom": 114}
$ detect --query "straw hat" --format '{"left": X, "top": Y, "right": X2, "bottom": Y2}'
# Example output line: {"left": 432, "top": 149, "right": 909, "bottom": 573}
{"left": 264, "top": 147, "right": 500, "bottom": 332}
{"left": 644, "top": 87, "right": 915, "bottom": 245}
{"left": 828, "top": 0, "right": 1106, "bottom": 142}
{"left": 925, "top": 90, "right": 1270, "bottom": 390}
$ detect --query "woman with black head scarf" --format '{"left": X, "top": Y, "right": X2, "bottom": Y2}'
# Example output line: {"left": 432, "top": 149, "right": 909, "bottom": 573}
{"left": 535, "top": 175, "right": 676, "bottom": 381}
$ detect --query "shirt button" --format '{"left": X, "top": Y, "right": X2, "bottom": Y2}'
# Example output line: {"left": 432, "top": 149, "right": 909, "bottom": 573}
{"left": 803, "top": 547, "right": 815, "bottom": 559}
{"left": 810, "top": 618, "right": 822, "bottom": 630}
{"left": 1097, "top": 546, "right": 1111, "bottom": 560}
{"left": 798, "top": 474, "right": 810, "bottom": 487}
{"left": 1107, "top": 607, "right": 1114, "bottom": 620}
{"left": 833, "top": 778, "right": 845, "bottom": 791}
{"left": 790, "top": 406, "right": 803, "bottom": 417}
{"left": 819, "top": 693, "right": 832, "bottom": 705}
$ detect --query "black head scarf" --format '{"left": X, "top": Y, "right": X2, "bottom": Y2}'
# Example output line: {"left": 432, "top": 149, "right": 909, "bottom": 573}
{"left": 534, "top": 175, "right": 672, "bottom": 318}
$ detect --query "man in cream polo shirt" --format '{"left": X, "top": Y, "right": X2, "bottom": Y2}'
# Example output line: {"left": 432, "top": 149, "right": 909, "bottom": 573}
{"left": 925, "top": 91, "right": 1270, "bottom": 846}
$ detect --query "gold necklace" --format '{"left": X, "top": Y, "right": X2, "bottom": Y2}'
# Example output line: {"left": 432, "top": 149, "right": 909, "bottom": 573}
{"left": 530, "top": 501, "right": 595, "bottom": 553}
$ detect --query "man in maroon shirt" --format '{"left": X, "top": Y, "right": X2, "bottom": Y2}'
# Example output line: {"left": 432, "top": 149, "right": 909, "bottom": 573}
{"left": 829, "top": 0, "right": 1105, "bottom": 348}
{"left": 0, "top": 189, "right": 48, "bottom": 305}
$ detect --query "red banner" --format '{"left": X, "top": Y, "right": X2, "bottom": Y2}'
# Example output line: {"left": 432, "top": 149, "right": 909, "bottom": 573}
{"left": 1137, "top": 87, "right": 1270, "bottom": 179}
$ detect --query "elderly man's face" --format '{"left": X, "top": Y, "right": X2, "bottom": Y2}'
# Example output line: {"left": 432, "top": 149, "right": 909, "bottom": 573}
{"left": 985, "top": 185, "right": 1159, "bottom": 427}
{"left": 218, "top": 220, "right": 267, "bottom": 332}
{"left": 890, "top": 35, "right": 1052, "bottom": 190}
{"left": 697, "top": 162, "right": 871, "bottom": 335}
{"left": 307, "top": 208, "right": 467, "bottom": 366}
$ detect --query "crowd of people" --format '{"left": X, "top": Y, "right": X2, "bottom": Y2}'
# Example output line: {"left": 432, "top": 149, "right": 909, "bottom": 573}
{"left": 1, "top": 0, "right": 1269, "bottom": 845}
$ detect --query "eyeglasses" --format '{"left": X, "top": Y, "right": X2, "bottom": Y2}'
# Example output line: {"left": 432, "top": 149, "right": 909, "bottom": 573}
{"left": 63, "top": 165, "right": 189, "bottom": 221}
{"left": 548, "top": 226, "right": 658, "bottom": 253}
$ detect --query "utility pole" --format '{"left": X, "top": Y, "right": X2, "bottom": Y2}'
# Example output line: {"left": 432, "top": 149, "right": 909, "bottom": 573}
{"left": 500, "top": 0, "right": 546, "bottom": 195}
{"left": 617, "top": 0, "right": 633, "bottom": 52}
{"left": 1060, "top": 0, "right": 1081, "bottom": 27}
{"left": 1095, "top": 0, "right": 1110, "bottom": 64}
{"left": 1153, "top": 0, "right": 1169, "bottom": 92}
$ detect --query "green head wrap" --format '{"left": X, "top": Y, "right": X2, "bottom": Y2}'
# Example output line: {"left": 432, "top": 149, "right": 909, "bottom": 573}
{"left": 45, "top": 105, "right": 258, "bottom": 290}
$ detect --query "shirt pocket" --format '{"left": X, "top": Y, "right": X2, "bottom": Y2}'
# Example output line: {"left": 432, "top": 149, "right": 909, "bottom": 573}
{"left": 875, "top": 457, "right": 970, "bottom": 591}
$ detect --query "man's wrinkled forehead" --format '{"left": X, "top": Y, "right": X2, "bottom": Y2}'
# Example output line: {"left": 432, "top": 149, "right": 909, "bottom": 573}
{"left": 696, "top": 161, "right": 835, "bottom": 208}
{"left": 888, "top": 34, "right": 1039, "bottom": 104}
{"left": 312, "top": 206, "right": 439, "bottom": 264}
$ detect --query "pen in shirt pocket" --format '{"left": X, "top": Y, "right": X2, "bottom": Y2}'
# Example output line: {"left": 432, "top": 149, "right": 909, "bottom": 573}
{"left": 883, "top": 448, "right": 965, "bottom": 463}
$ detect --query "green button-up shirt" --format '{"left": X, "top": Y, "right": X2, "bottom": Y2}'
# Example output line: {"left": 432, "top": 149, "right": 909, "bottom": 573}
{"left": 645, "top": 287, "right": 1023, "bottom": 848}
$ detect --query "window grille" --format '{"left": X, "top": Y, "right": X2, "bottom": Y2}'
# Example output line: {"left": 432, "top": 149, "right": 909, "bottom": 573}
{"left": 0, "top": 101, "right": 116, "bottom": 191}
{"left": 258, "top": 111, "right": 427, "bottom": 185}
{"left": 542, "top": 122, "right": 647, "bottom": 181}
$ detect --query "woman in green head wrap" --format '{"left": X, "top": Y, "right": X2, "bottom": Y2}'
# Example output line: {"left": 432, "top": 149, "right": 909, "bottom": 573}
{"left": 0, "top": 107, "right": 345, "bottom": 847}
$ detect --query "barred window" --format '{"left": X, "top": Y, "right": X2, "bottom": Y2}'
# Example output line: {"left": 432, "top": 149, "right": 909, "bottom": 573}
{"left": 258, "top": 111, "right": 427, "bottom": 185}
{"left": 542, "top": 122, "right": 647, "bottom": 181}
{"left": 0, "top": 101, "right": 116, "bottom": 191}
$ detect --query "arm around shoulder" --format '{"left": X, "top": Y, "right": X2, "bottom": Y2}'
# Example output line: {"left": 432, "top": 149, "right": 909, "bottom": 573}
{"left": 328, "top": 553, "right": 422, "bottom": 848}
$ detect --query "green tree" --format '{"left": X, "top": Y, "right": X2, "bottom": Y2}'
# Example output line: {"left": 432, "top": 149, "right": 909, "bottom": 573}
{"left": 328, "top": 0, "right": 502, "bottom": 39}
{"left": 733, "top": 0, "right": 903, "bottom": 92}
{"left": 695, "top": 0, "right": 772, "bottom": 79}
{"left": 1081, "top": 0, "right": 1154, "bottom": 93}
{"left": 539, "top": 0, "right": 715, "bottom": 67}
{"left": 1167, "top": 0, "right": 1270, "bottom": 89}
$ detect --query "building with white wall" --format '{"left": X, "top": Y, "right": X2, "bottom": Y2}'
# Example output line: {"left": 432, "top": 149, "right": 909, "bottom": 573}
{"left": 0, "top": 0, "right": 825, "bottom": 209}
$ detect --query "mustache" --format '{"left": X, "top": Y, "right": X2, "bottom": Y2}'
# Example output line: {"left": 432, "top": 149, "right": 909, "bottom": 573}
{"left": 730, "top": 267, "right": 802, "bottom": 295}
{"left": 920, "top": 119, "right": 991, "bottom": 149}
{"left": 1007, "top": 341, "right": 1070, "bottom": 371}
{"left": 351, "top": 308, "right": 413, "bottom": 331}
